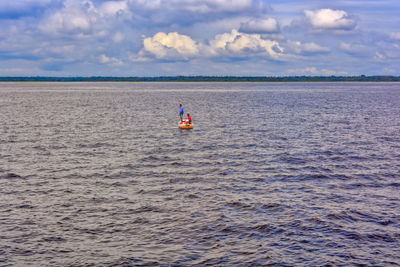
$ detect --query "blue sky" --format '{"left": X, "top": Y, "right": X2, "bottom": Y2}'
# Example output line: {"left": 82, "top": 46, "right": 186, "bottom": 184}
{"left": 0, "top": 0, "right": 399, "bottom": 76}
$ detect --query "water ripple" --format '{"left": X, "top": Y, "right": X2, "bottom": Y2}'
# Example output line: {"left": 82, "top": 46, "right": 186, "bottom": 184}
{"left": 1, "top": 82, "right": 400, "bottom": 266}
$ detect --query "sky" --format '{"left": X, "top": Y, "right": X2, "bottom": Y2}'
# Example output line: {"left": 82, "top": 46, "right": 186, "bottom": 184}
{"left": 0, "top": 0, "right": 399, "bottom": 76}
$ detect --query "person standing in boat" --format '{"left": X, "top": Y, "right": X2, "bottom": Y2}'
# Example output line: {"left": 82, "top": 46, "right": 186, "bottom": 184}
{"left": 187, "top": 113, "right": 192, "bottom": 125}
{"left": 179, "top": 104, "right": 184, "bottom": 122}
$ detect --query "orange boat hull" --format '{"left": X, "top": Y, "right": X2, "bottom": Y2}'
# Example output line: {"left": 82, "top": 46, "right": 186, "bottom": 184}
{"left": 179, "top": 120, "right": 194, "bottom": 129}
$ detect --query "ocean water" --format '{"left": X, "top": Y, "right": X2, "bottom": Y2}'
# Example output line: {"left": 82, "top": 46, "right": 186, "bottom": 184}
{"left": 1, "top": 82, "right": 399, "bottom": 266}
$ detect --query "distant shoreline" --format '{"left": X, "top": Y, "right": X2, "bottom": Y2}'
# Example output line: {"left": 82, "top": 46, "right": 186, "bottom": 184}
{"left": 1, "top": 76, "right": 400, "bottom": 82}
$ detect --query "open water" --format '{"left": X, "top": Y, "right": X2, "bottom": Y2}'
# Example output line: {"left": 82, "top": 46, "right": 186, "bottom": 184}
{"left": 1, "top": 82, "right": 400, "bottom": 266}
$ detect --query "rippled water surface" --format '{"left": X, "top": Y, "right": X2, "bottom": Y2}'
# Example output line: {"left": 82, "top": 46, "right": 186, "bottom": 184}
{"left": 1, "top": 82, "right": 400, "bottom": 266}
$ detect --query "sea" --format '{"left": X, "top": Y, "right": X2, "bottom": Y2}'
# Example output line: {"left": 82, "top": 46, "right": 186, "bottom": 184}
{"left": 1, "top": 82, "right": 399, "bottom": 266}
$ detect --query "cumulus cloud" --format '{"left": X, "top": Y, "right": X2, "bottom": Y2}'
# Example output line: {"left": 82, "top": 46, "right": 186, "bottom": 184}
{"left": 142, "top": 0, "right": 264, "bottom": 14}
{"left": 239, "top": 18, "right": 279, "bottom": 33}
{"left": 135, "top": 29, "right": 285, "bottom": 61}
{"left": 140, "top": 32, "right": 200, "bottom": 60}
{"left": 371, "top": 37, "right": 400, "bottom": 63}
{"left": 305, "top": 9, "right": 356, "bottom": 31}
{"left": 128, "top": 0, "right": 268, "bottom": 26}
{"left": 39, "top": 0, "right": 130, "bottom": 37}
{"left": 339, "top": 42, "right": 368, "bottom": 56}
{"left": 180, "top": 0, "right": 254, "bottom": 14}
{"left": 99, "top": 54, "right": 124, "bottom": 66}
{"left": 302, "top": 42, "right": 330, "bottom": 53}
{"left": 39, "top": 0, "right": 97, "bottom": 36}
{"left": 287, "top": 41, "right": 330, "bottom": 55}
{"left": 99, "top": 1, "right": 130, "bottom": 17}
{"left": 1, "top": 0, "right": 398, "bottom": 76}
{"left": 374, "top": 49, "right": 400, "bottom": 62}
{"left": 208, "top": 29, "right": 284, "bottom": 59}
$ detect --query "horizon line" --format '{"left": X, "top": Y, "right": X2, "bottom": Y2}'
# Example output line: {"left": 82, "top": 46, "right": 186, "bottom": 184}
{"left": 1, "top": 75, "right": 400, "bottom": 82}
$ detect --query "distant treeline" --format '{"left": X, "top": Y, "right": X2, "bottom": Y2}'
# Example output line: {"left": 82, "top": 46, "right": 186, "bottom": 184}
{"left": 1, "top": 75, "right": 400, "bottom": 82}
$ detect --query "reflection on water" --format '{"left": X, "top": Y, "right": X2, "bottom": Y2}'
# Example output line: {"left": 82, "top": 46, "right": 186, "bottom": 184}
{"left": 1, "top": 82, "right": 400, "bottom": 265}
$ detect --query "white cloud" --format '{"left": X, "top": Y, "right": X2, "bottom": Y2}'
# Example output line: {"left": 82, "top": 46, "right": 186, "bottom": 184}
{"left": 373, "top": 39, "right": 400, "bottom": 63}
{"left": 304, "top": 9, "right": 356, "bottom": 31}
{"left": 99, "top": 54, "right": 124, "bottom": 66}
{"left": 1, "top": 0, "right": 398, "bottom": 76}
{"left": 288, "top": 66, "right": 347, "bottom": 76}
{"left": 383, "top": 67, "right": 396, "bottom": 74}
{"left": 239, "top": 18, "right": 279, "bottom": 33}
{"left": 390, "top": 32, "right": 400, "bottom": 41}
{"left": 39, "top": 0, "right": 130, "bottom": 37}
{"left": 291, "top": 66, "right": 319, "bottom": 75}
{"left": 339, "top": 42, "right": 368, "bottom": 55}
{"left": 127, "top": 0, "right": 268, "bottom": 26}
{"left": 287, "top": 41, "right": 330, "bottom": 55}
{"left": 39, "top": 0, "right": 97, "bottom": 36}
{"left": 302, "top": 42, "right": 330, "bottom": 53}
{"left": 113, "top": 32, "right": 125, "bottom": 43}
{"left": 374, "top": 51, "right": 385, "bottom": 61}
{"left": 374, "top": 49, "right": 400, "bottom": 62}
{"left": 131, "top": 0, "right": 161, "bottom": 10}
{"left": 135, "top": 29, "right": 286, "bottom": 61}
{"left": 46, "top": 45, "right": 76, "bottom": 56}
{"left": 173, "top": 0, "right": 254, "bottom": 14}
{"left": 141, "top": 32, "right": 200, "bottom": 60}
{"left": 208, "top": 29, "right": 284, "bottom": 59}
{"left": 99, "top": 1, "right": 130, "bottom": 17}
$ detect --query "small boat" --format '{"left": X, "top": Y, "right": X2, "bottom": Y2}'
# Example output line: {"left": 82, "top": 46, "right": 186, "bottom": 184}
{"left": 179, "top": 120, "right": 193, "bottom": 129}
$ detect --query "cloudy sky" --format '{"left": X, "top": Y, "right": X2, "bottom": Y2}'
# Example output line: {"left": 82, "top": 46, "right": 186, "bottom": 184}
{"left": 1, "top": 0, "right": 399, "bottom": 76}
